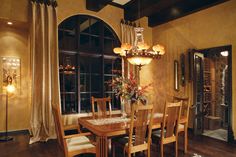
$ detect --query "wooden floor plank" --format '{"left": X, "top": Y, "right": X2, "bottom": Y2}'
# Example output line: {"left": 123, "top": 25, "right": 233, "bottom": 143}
{"left": 0, "top": 132, "right": 235, "bottom": 157}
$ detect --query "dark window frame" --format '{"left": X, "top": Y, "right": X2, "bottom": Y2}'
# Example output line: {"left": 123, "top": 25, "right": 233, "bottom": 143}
{"left": 58, "top": 15, "right": 121, "bottom": 114}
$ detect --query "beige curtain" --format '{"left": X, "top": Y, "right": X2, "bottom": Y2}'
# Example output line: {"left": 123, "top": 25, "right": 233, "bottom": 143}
{"left": 120, "top": 22, "right": 136, "bottom": 78}
{"left": 30, "top": 0, "right": 60, "bottom": 144}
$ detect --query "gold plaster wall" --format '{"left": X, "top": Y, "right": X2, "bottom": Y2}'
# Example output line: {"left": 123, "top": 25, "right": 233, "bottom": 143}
{"left": 144, "top": 0, "right": 236, "bottom": 138}
{"left": 0, "top": 24, "right": 30, "bottom": 132}
{"left": 0, "top": 0, "right": 29, "bottom": 23}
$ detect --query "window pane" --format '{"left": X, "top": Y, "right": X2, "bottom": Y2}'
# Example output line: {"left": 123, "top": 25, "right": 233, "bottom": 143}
{"left": 60, "top": 31, "right": 76, "bottom": 50}
{"left": 104, "top": 59, "right": 112, "bottom": 74}
{"left": 80, "top": 57, "right": 90, "bottom": 73}
{"left": 80, "top": 34, "right": 90, "bottom": 48}
{"left": 79, "top": 16, "right": 90, "bottom": 34}
{"left": 104, "top": 38, "right": 113, "bottom": 52}
{"left": 104, "top": 76, "right": 112, "bottom": 92}
{"left": 65, "top": 93, "right": 77, "bottom": 114}
{"left": 80, "top": 93, "right": 90, "bottom": 113}
{"left": 104, "top": 25, "right": 115, "bottom": 38}
{"left": 90, "top": 18, "right": 100, "bottom": 35}
{"left": 91, "top": 36, "right": 100, "bottom": 49}
{"left": 64, "top": 74, "right": 76, "bottom": 92}
{"left": 113, "top": 58, "right": 122, "bottom": 75}
{"left": 80, "top": 74, "right": 90, "bottom": 92}
{"left": 91, "top": 75, "right": 101, "bottom": 92}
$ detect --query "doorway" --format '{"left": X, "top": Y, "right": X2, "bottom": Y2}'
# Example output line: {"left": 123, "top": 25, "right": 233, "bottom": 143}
{"left": 191, "top": 45, "right": 233, "bottom": 142}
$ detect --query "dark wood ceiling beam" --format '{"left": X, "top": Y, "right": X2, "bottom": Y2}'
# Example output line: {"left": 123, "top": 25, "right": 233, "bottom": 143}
{"left": 148, "top": 0, "right": 228, "bottom": 27}
{"left": 86, "top": 0, "right": 112, "bottom": 12}
{"left": 124, "top": 0, "right": 184, "bottom": 21}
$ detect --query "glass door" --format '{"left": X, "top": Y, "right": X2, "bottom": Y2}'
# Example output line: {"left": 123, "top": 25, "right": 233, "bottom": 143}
{"left": 193, "top": 53, "right": 204, "bottom": 135}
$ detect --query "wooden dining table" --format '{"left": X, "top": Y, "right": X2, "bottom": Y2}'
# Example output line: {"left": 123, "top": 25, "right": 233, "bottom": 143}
{"left": 78, "top": 113, "right": 164, "bottom": 157}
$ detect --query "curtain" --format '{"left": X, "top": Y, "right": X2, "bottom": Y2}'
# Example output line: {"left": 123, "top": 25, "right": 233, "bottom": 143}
{"left": 30, "top": 0, "right": 60, "bottom": 144}
{"left": 120, "top": 22, "right": 136, "bottom": 78}
{"left": 120, "top": 22, "right": 136, "bottom": 114}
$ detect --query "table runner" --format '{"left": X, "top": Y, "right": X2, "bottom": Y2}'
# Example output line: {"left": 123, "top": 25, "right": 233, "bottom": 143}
{"left": 87, "top": 117, "right": 130, "bottom": 125}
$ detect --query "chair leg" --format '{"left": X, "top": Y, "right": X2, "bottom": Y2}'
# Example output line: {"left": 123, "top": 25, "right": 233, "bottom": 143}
{"left": 175, "top": 141, "right": 178, "bottom": 157}
{"left": 147, "top": 146, "right": 151, "bottom": 157}
{"left": 160, "top": 143, "right": 164, "bottom": 157}
{"left": 184, "top": 129, "right": 188, "bottom": 153}
{"left": 112, "top": 144, "right": 115, "bottom": 157}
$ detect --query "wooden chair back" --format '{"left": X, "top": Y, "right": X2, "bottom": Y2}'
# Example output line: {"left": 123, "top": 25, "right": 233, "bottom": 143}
{"left": 162, "top": 101, "right": 182, "bottom": 139}
{"left": 52, "top": 105, "right": 67, "bottom": 153}
{"left": 173, "top": 96, "right": 190, "bottom": 122}
{"left": 91, "top": 96, "right": 112, "bottom": 118}
{"left": 128, "top": 103, "right": 154, "bottom": 153}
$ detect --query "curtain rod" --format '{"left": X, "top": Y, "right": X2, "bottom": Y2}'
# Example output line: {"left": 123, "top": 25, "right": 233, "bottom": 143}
{"left": 31, "top": 0, "right": 58, "bottom": 7}
{"left": 121, "top": 19, "right": 136, "bottom": 27}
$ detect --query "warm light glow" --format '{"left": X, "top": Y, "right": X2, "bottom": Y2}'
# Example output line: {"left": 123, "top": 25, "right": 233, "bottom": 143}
{"left": 6, "top": 84, "right": 15, "bottom": 93}
{"left": 121, "top": 43, "right": 132, "bottom": 51}
{"left": 7, "top": 22, "right": 13, "bottom": 25}
{"left": 113, "top": 26, "right": 165, "bottom": 68}
{"left": 221, "top": 51, "right": 228, "bottom": 57}
{"left": 127, "top": 56, "right": 152, "bottom": 66}
{"left": 113, "top": 47, "right": 123, "bottom": 54}
{"left": 120, "top": 51, "right": 126, "bottom": 57}
{"left": 152, "top": 44, "right": 165, "bottom": 55}
{"left": 137, "top": 43, "right": 150, "bottom": 50}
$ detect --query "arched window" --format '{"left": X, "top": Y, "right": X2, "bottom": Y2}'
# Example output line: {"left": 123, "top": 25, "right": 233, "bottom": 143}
{"left": 58, "top": 15, "right": 121, "bottom": 114}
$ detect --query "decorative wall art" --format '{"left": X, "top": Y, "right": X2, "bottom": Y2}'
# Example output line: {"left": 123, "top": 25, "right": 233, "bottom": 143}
{"left": 174, "top": 60, "right": 179, "bottom": 91}
{"left": 2, "top": 57, "right": 21, "bottom": 92}
{"left": 180, "top": 53, "right": 186, "bottom": 86}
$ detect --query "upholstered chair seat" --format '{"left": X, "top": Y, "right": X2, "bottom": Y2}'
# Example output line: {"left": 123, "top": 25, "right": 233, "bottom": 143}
{"left": 66, "top": 136, "right": 95, "bottom": 152}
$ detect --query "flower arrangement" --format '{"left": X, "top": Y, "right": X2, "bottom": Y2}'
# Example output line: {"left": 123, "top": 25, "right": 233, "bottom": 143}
{"left": 110, "top": 72, "right": 152, "bottom": 105}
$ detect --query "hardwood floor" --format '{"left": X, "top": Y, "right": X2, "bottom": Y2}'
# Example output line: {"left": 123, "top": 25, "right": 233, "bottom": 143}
{"left": 0, "top": 132, "right": 235, "bottom": 157}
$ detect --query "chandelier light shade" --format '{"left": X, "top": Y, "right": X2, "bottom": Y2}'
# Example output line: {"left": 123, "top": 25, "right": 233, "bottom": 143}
{"left": 113, "top": 26, "right": 165, "bottom": 68}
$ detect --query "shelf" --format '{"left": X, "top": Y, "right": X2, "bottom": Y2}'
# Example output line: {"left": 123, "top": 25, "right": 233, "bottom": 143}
{"left": 61, "top": 92, "right": 76, "bottom": 94}
{"left": 80, "top": 32, "right": 100, "bottom": 38}
{"left": 80, "top": 73, "right": 100, "bottom": 76}
{"left": 104, "top": 74, "right": 117, "bottom": 77}
{"left": 59, "top": 28, "right": 76, "bottom": 33}
{"left": 105, "top": 91, "right": 115, "bottom": 94}
{"left": 60, "top": 71, "right": 76, "bottom": 75}
{"left": 80, "top": 92, "right": 100, "bottom": 94}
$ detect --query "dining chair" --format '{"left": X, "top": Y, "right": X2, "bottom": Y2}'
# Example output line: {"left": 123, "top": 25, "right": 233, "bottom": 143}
{"left": 173, "top": 96, "right": 190, "bottom": 153}
{"left": 152, "top": 101, "right": 182, "bottom": 157}
{"left": 91, "top": 96, "right": 112, "bottom": 118}
{"left": 112, "top": 103, "right": 154, "bottom": 157}
{"left": 52, "top": 105, "right": 96, "bottom": 157}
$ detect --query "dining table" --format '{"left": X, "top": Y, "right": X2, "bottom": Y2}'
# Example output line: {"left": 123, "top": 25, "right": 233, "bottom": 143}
{"left": 78, "top": 113, "right": 164, "bottom": 157}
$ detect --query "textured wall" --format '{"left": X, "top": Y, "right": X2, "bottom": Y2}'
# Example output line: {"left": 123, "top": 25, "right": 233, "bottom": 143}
{"left": 0, "top": 25, "right": 30, "bottom": 132}
{"left": 0, "top": 0, "right": 29, "bottom": 23}
{"left": 148, "top": 0, "right": 236, "bottom": 138}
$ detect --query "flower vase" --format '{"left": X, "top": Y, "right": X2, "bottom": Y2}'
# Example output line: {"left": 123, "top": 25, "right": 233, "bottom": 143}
{"left": 120, "top": 97, "right": 127, "bottom": 117}
{"left": 124, "top": 99, "right": 132, "bottom": 118}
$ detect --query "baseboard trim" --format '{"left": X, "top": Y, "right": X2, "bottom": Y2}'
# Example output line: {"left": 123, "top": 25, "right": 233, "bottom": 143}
{"left": 0, "top": 129, "right": 30, "bottom": 136}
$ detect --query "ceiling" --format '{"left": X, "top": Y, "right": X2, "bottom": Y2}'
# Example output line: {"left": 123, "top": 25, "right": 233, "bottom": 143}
{"left": 86, "top": 0, "right": 229, "bottom": 27}
{"left": 112, "top": 0, "right": 131, "bottom": 5}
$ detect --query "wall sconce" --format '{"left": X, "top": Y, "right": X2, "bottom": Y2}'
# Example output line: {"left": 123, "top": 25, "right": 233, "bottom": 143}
{"left": 0, "top": 76, "right": 15, "bottom": 142}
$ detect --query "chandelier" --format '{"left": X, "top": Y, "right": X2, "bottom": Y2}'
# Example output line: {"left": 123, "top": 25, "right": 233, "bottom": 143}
{"left": 113, "top": 26, "right": 165, "bottom": 69}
